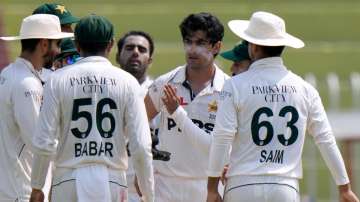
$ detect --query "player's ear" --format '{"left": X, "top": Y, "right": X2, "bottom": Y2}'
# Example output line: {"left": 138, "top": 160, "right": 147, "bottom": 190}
{"left": 107, "top": 38, "right": 114, "bottom": 53}
{"left": 212, "top": 41, "right": 222, "bottom": 56}
{"left": 148, "top": 57, "right": 153, "bottom": 65}
{"left": 38, "top": 39, "right": 49, "bottom": 54}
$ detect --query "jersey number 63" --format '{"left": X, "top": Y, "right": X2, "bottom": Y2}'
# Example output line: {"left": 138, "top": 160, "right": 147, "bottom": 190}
{"left": 251, "top": 105, "right": 299, "bottom": 146}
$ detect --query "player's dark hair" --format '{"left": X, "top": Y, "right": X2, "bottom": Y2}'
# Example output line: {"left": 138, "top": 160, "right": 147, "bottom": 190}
{"left": 117, "top": 31, "right": 154, "bottom": 57}
{"left": 77, "top": 41, "right": 109, "bottom": 55}
{"left": 179, "top": 12, "right": 224, "bottom": 46}
{"left": 260, "top": 46, "right": 285, "bottom": 57}
{"left": 21, "top": 39, "right": 41, "bottom": 53}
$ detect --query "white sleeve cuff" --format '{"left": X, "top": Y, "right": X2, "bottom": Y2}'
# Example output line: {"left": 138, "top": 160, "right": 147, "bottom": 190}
{"left": 31, "top": 154, "right": 51, "bottom": 189}
{"left": 170, "top": 106, "right": 187, "bottom": 126}
{"left": 315, "top": 133, "right": 350, "bottom": 185}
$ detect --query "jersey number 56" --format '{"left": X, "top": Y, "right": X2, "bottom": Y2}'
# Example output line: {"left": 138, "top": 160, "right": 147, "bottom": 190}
{"left": 71, "top": 97, "right": 117, "bottom": 139}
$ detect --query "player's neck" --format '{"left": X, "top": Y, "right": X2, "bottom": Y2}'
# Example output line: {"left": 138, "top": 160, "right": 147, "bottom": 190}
{"left": 20, "top": 51, "right": 43, "bottom": 71}
{"left": 186, "top": 64, "right": 215, "bottom": 94}
{"left": 186, "top": 63, "right": 215, "bottom": 82}
{"left": 138, "top": 74, "right": 147, "bottom": 85}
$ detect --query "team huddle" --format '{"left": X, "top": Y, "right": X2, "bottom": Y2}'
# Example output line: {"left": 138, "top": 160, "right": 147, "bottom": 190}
{"left": 0, "top": 3, "right": 358, "bottom": 202}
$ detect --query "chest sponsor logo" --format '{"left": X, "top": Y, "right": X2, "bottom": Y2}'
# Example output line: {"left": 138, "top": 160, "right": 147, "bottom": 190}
{"left": 179, "top": 96, "right": 188, "bottom": 106}
{"left": 167, "top": 118, "right": 214, "bottom": 134}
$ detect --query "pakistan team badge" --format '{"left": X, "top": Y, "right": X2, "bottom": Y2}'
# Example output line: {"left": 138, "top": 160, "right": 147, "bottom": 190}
{"left": 55, "top": 5, "right": 67, "bottom": 14}
{"left": 208, "top": 100, "right": 218, "bottom": 112}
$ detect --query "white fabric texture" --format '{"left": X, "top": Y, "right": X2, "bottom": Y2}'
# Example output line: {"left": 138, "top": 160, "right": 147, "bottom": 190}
{"left": 155, "top": 173, "right": 224, "bottom": 202}
{"left": 50, "top": 169, "right": 128, "bottom": 202}
{"left": 75, "top": 165, "right": 111, "bottom": 202}
{"left": 127, "top": 76, "right": 157, "bottom": 202}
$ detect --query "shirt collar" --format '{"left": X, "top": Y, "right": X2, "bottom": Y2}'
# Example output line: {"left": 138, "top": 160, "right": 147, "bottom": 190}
{"left": 75, "top": 56, "right": 112, "bottom": 65}
{"left": 171, "top": 64, "right": 226, "bottom": 92}
{"left": 15, "top": 57, "right": 44, "bottom": 85}
{"left": 141, "top": 76, "right": 153, "bottom": 89}
{"left": 16, "top": 57, "right": 37, "bottom": 72}
{"left": 249, "top": 57, "right": 286, "bottom": 71}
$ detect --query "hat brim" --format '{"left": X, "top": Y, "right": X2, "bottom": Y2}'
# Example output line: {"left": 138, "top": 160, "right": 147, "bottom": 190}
{"left": 60, "top": 15, "right": 80, "bottom": 25}
{"left": 0, "top": 32, "right": 74, "bottom": 41}
{"left": 228, "top": 20, "right": 305, "bottom": 49}
{"left": 220, "top": 50, "right": 248, "bottom": 62}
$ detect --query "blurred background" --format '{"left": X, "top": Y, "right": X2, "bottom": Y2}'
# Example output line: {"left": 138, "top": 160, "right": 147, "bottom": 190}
{"left": 1, "top": 0, "right": 360, "bottom": 201}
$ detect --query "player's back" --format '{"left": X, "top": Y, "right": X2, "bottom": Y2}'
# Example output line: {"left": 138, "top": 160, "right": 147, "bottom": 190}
{"left": 46, "top": 56, "right": 141, "bottom": 171}
{"left": 225, "top": 57, "right": 317, "bottom": 179}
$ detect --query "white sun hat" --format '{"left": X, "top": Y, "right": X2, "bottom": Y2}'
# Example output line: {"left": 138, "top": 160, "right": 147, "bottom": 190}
{"left": 228, "top": 11, "right": 304, "bottom": 48}
{"left": 0, "top": 14, "right": 73, "bottom": 41}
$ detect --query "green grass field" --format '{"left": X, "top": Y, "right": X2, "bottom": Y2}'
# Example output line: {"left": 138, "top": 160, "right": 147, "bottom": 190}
{"left": 1, "top": 0, "right": 360, "bottom": 201}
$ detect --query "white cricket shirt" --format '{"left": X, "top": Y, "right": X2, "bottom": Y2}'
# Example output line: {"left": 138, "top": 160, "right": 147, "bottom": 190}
{"left": 31, "top": 56, "right": 154, "bottom": 201}
{"left": 148, "top": 65, "right": 229, "bottom": 178}
{"left": 208, "top": 57, "right": 349, "bottom": 185}
{"left": 0, "top": 58, "right": 43, "bottom": 201}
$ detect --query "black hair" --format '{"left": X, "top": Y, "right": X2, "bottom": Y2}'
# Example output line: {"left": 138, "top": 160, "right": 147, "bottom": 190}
{"left": 77, "top": 41, "right": 109, "bottom": 55}
{"left": 117, "top": 31, "right": 154, "bottom": 57}
{"left": 21, "top": 39, "right": 40, "bottom": 52}
{"left": 179, "top": 12, "right": 224, "bottom": 45}
{"left": 260, "top": 46, "right": 285, "bottom": 57}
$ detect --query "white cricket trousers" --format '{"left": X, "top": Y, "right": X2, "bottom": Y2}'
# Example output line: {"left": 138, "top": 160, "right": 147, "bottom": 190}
{"left": 224, "top": 175, "right": 300, "bottom": 202}
{"left": 50, "top": 167, "right": 128, "bottom": 202}
{"left": 155, "top": 173, "right": 224, "bottom": 202}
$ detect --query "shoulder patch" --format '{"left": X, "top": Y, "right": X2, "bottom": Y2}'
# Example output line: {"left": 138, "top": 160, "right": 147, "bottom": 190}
{"left": 219, "top": 90, "right": 232, "bottom": 100}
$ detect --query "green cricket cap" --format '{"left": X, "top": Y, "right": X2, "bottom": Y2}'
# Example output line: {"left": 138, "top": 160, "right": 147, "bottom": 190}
{"left": 55, "top": 38, "right": 78, "bottom": 60}
{"left": 32, "top": 3, "right": 79, "bottom": 25}
{"left": 220, "top": 40, "right": 250, "bottom": 62}
{"left": 75, "top": 15, "right": 114, "bottom": 43}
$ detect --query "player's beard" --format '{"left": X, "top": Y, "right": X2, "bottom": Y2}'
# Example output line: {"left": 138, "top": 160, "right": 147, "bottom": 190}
{"left": 42, "top": 49, "right": 55, "bottom": 69}
{"left": 125, "top": 63, "right": 147, "bottom": 81}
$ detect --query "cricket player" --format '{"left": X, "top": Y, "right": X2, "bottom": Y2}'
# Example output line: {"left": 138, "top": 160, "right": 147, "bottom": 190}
{"left": 144, "top": 12, "right": 229, "bottom": 202}
{"left": 53, "top": 38, "right": 79, "bottom": 69}
{"left": 0, "top": 14, "right": 73, "bottom": 202}
{"left": 116, "top": 30, "right": 169, "bottom": 201}
{"left": 29, "top": 15, "right": 154, "bottom": 202}
{"left": 33, "top": 3, "right": 79, "bottom": 81}
{"left": 33, "top": 3, "right": 79, "bottom": 33}
{"left": 207, "top": 11, "right": 359, "bottom": 202}
{"left": 220, "top": 40, "right": 251, "bottom": 76}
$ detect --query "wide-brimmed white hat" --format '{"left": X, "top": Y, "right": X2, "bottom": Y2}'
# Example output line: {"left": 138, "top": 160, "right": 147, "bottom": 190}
{"left": 0, "top": 14, "right": 73, "bottom": 41}
{"left": 228, "top": 11, "right": 304, "bottom": 48}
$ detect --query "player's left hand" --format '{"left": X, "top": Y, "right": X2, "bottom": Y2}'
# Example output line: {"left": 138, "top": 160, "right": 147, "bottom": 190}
{"left": 207, "top": 191, "right": 223, "bottom": 202}
{"left": 220, "top": 165, "right": 229, "bottom": 185}
{"left": 162, "top": 84, "right": 180, "bottom": 115}
{"left": 30, "top": 189, "right": 44, "bottom": 202}
{"left": 339, "top": 184, "right": 359, "bottom": 202}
